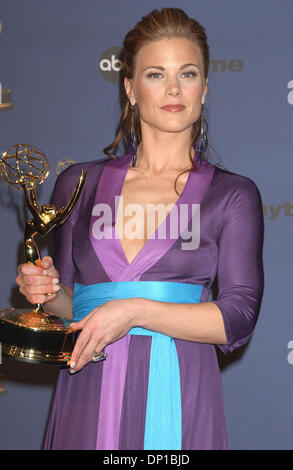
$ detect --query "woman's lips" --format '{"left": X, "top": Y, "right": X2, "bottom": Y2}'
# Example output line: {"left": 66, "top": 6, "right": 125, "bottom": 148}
{"left": 161, "top": 105, "right": 185, "bottom": 112}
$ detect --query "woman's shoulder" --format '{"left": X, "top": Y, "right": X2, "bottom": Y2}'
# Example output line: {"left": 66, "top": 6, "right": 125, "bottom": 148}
{"left": 202, "top": 161, "right": 264, "bottom": 221}
{"left": 210, "top": 162, "right": 262, "bottom": 200}
{"left": 55, "top": 155, "right": 112, "bottom": 182}
{"left": 51, "top": 156, "right": 113, "bottom": 203}
{"left": 55, "top": 154, "right": 132, "bottom": 182}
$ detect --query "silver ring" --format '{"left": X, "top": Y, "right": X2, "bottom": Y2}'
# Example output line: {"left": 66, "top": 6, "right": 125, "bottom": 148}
{"left": 92, "top": 351, "right": 108, "bottom": 363}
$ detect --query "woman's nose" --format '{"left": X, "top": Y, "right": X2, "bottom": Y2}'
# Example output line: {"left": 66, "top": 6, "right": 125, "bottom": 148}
{"left": 166, "top": 78, "right": 181, "bottom": 96}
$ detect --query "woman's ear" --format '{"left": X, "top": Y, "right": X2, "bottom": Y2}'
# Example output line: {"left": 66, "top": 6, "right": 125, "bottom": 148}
{"left": 202, "top": 77, "right": 208, "bottom": 105}
{"left": 124, "top": 77, "right": 136, "bottom": 106}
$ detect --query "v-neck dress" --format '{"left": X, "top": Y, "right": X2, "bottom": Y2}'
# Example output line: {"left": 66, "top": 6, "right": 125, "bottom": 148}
{"left": 43, "top": 153, "right": 264, "bottom": 450}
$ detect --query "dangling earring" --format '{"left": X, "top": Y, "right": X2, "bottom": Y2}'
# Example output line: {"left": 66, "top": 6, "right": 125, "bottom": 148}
{"left": 129, "top": 103, "right": 137, "bottom": 167}
{"left": 194, "top": 106, "right": 208, "bottom": 154}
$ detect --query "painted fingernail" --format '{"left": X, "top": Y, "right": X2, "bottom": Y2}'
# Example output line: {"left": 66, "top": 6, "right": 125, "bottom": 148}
{"left": 69, "top": 369, "right": 77, "bottom": 374}
{"left": 52, "top": 284, "right": 60, "bottom": 292}
{"left": 43, "top": 270, "right": 48, "bottom": 276}
{"left": 52, "top": 278, "right": 59, "bottom": 284}
{"left": 70, "top": 361, "right": 76, "bottom": 369}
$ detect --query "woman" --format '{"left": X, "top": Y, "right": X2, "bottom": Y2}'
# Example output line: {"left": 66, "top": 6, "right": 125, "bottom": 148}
{"left": 16, "top": 8, "right": 264, "bottom": 450}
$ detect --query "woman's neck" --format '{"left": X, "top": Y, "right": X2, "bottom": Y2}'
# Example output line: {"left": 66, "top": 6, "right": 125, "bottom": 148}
{"left": 134, "top": 127, "right": 194, "bottom": 174}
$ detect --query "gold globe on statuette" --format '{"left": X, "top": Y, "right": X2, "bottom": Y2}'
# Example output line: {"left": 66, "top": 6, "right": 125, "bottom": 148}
{"left": 0, "top": 144, "right": 86, "bottom": 364}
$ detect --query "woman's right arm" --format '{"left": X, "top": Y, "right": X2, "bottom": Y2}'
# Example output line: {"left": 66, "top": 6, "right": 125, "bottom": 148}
{"left": 16, "top": 165, "right": 83, "bottom": 320}
{"left": 16, "top": 256, "right": 73, "bottom": 320}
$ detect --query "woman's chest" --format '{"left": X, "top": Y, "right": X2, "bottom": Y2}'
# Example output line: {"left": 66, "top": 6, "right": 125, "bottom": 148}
{"left": 115, "top": 171, "right": 189, "bottom": 263}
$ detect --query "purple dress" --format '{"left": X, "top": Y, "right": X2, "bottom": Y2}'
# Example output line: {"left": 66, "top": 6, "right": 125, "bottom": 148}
{"left": 43, "top": 153, "right": 264, "bottom": 450}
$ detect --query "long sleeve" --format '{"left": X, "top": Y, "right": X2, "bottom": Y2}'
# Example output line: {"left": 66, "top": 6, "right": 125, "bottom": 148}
{"left": 50, "top": 164, "right": 84, "bottom": 291}
{"left": 212, "top": 177, "right": 264, "bottom": 355}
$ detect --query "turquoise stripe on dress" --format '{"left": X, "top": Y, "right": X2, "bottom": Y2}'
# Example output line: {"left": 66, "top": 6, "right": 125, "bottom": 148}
{"left": 72, "top": 281, "right": 203, "bottom": 450}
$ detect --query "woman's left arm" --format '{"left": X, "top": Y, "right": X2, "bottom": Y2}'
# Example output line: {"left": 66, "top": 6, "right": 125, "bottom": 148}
{"left": 69, "top": 298, "right": 226, "bottom": 372}
{"left": 69, "top": 177, "right": 264, "bottom": 371}
{"left": 133, "top": 178, "right": 264, "bottom": 352}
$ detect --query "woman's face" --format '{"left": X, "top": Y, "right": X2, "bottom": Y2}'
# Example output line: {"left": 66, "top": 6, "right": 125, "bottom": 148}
{"left": 124, "top": 37, "right": 208, "bottom": 137}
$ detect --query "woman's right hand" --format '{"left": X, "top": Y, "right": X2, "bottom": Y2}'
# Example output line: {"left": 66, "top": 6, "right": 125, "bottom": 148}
{"left": 16, "top": 256, "right": 60, "bottom": 305}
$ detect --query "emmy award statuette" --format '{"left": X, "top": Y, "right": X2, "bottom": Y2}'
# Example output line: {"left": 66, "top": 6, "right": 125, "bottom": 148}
{"left": 0, "top": 144, "right": 86, "bottom": 364}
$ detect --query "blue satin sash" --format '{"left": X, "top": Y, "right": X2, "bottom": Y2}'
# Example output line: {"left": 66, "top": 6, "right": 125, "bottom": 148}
{"left": 73, "top": 281, "right": 203, "bottom": 450}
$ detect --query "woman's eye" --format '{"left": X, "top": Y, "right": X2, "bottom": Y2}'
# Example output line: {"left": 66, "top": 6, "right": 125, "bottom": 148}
{"left": 181, "top": 71, "right": 197, "bottom": 78}
{"left": 147, "top": 72, "right": 163, "bottom": 79}
{"left": 146, "top": 71, "right": 197, "bottom": 79}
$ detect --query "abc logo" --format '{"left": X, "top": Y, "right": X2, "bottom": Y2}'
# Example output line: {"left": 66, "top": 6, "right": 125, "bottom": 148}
{"left": 288, "top": 340, "right": 293, "bottom": 364}
{"left": 288, "top": 80, "right": 293, "bottom": 105}
{"left": 99, "top": 47, "right": 124, "bottom": 83}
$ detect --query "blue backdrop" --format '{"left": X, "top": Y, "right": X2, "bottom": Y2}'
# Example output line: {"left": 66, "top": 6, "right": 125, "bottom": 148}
{"left": 0, "top": 0, "right": 292, "bottom": 450}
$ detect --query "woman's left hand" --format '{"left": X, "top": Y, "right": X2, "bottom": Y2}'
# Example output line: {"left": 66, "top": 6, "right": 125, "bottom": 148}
{"left": 68, "top": 298, "right": 136, "bottom": 373}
